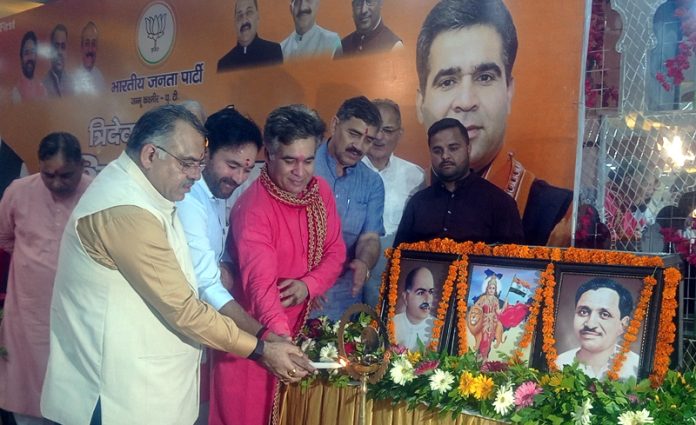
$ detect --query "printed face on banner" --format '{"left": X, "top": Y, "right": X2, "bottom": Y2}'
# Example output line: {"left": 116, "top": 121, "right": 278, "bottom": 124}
{"left": 266, "top": 137, "right": 317, "bottom": 195}
{"left": 51, "top": 29, "right": 67, "bottom": 74}
{"left": 351, "top": 0, "right": 383, "bottom": 34}
{"left": 81, "top": 23, "right": 98, "bottom": 71}
{"left": 417, "top": 25, "right": 514, "bottom": 172}
{"left": 21, "top": 38, "right": 37, "bottom": 79}
{"left": 290, "top": 0, "right": 319, "bottom": 35}
{"left": 235, "top": 0, "right": 260, "bottom": 47}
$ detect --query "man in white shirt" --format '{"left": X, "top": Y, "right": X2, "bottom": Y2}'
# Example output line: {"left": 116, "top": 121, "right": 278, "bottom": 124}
{"left": 361, "top": 99, "right": 425, "bottom": 306}
{"left": 178, "top": 105, "right": 292, "bottom": 340}
{"left": 281, "top": 0, "right": 342, "bottom": 60}
{"left": 556, "top": 277, "right": 639, "bottom": 380}
{"left": 72, "top": 22, "right": 106, "bottom": 95}
{"left": 393, "top": 266, "right": 435, "bottom": 351}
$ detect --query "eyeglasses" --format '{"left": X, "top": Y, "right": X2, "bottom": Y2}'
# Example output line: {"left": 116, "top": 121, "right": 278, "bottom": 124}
{"left": 155, "top": 145, "right": 206, "bottom": 173}
{"left": 352, "top": 0, "right": 379, "bottom": 7}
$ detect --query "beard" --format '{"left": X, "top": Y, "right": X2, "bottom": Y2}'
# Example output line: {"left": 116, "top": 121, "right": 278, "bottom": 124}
{"left": 22, "top": 60, "right": 35, "bottom": 79}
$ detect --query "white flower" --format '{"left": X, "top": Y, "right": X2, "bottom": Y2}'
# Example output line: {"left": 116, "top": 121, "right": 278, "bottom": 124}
{"left": 331, "top": 321, "right": 341, "bottom": 334}
{"left": 570, "top": 398, "right": 593, "bottom": 425}
{"left": 618, "top": 409, "right": 654, "bottom": 425}
{"left": 319, "top": 343, "right": 338, "bottom": 361}
{"left": 300, "top": 339, "right": 315, "bottom": 353}
{"left": 492, "top": 384, "right": 514, "bottom": 416}
{"left": 389, "top": 356, "right": 415, "bottom": 386}
{"left": 428, "top": 369, "right": 455, "bottom": 394}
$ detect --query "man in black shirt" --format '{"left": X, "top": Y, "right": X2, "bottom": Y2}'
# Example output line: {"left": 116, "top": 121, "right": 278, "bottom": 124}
{"left": 393, "top": 118, "right": 524, "bottom": 247}
{"left": 217, "top": 0, "right": 282, "bottom": 72}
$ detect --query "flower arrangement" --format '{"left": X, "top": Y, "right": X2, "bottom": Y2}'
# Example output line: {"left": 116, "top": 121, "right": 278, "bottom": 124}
{"left": 368, "top": 348, "right": 696, "bottom": 424}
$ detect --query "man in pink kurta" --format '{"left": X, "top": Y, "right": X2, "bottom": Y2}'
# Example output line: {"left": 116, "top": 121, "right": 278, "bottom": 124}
{"left": 0, "top": 133, "right": 91, "bottom": 424}
{"left": 210, "top": 105, "right": 346, "bottom": 425}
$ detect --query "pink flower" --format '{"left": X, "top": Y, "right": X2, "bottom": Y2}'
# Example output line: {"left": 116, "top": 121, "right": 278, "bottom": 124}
{"left": 390, "top": 345, "right": 407, "bottom": 355}
{"left": 480, "top": 361, "right": 508, "bottom": 373}
{"left": 414, "top": 360, "right": 440, "bottom": 376}
{"left": 513, "top": 381, "right": 542, "bottom": 408}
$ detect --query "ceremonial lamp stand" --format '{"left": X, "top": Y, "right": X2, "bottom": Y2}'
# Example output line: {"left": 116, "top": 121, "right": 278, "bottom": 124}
{"left": 336, "top": 304, "right": 391, "bottom": 425}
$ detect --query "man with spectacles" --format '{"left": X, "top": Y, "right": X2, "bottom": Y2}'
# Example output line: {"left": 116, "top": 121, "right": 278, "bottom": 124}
{"left": 43, "top": 24, "right": 72, "bottom": 98}
{"left": 217, "top": 0, "right": 282, "bottom": 72}
{"left": 41, "top": 105, "right": 310, "bottom": 425}
{"left": 341, "top": 0, "right": 402, "bottom": 56}
{"left": 313, "top": 96, "right": 385, "bottom": 321}
{"left": 361, "top": 99, "right": 424, "bottom": 307}
{"left": 11, "top": 31, "right": 46, "bottom": 103}
{"left": 393, "top": 266, "right": 436, "bottom": 351}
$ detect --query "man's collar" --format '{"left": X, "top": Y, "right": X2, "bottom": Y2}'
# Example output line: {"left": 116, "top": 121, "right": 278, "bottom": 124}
{"left": 294, "top": 24, "right": 318, "bottom": 41}
{"left": 238, "top": 34, "right": 259, "bottom": 52}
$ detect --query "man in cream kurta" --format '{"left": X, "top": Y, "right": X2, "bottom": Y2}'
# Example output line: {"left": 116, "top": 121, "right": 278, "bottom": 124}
{"left": 41, "top": 105, "right": 308, "bottom": 425}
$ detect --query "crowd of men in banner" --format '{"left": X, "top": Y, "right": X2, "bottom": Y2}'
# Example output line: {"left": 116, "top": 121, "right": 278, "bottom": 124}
{"left": 0, "top": 1, "right": 576, "bottom": 424}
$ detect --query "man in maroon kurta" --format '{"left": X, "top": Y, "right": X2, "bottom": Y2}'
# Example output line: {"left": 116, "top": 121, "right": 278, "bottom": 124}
{"left": 0, "top": 133, "right": 91, "bottom": 424}
{"left": 210, "top": 105, "right": 345, "bottom": 425}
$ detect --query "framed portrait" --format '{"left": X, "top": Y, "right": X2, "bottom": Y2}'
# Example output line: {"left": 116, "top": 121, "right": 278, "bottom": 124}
{"left": 453, "top": 256, "right": 547, "bottom": 365}
{"left": 380, "top": 250, "right": 458, "bottom": 353}
{"left": 539, "top": 263, "right": 663, "bottom": 380}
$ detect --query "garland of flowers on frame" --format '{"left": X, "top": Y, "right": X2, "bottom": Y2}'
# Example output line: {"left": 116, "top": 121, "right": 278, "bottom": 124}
{"left": 379, "top": 239, "right": 681, "bottom": 386}
{"left": 651, "top": 267, "right": 680, "bottom": 387}
{"left": 456, "top": 257, "right": 470, "bottom": 355}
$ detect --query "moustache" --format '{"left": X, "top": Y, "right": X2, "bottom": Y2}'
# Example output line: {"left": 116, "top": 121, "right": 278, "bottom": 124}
{"left": 419, "top": 302, "right": 430, "bottom": 310}
{"left": 296, "top": 8, "right": 312, "bottom": 17}
{"left": 347, "top": 146, "right": 364, "bottom": 157}
{"left": 86, "top": 52, "right": 95, "bottom": 58}
{"left": 240, "top": 22, "right": 251, "bottom": 32}
{"left": 439, "top": 161, "right": 456, "bottom": 168}
{"left": 580, "top": 326, "right": 601, "bottom": 335}
{"left": 220, "top": 177, "right": 239, "bottom": 188}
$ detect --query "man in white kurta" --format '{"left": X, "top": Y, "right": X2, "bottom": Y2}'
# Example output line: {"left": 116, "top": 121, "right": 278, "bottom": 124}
{"left": 361, "top": 99, "right": 425, "bottom": 307}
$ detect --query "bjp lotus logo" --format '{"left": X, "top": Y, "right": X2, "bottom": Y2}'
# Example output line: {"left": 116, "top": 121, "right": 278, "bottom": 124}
{"left": 137, "top": 1, "right": 175, "bottom": 65}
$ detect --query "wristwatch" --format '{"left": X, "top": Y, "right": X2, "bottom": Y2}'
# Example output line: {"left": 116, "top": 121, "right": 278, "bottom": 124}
{"left": 248, "top": 339, "right": 265, "bottom": 361}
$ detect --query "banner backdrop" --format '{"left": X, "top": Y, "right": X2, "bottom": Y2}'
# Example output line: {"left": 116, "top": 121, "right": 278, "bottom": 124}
{"left": 0, "top": 0, "right": 584, "bottom": 192}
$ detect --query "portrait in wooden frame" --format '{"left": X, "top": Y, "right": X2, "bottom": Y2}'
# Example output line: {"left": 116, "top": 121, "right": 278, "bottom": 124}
{"left": 540, "top": 263, "right": 663, "bottom": 380}
{"left": 380, "top": 250, "right": 458, "bottom": 353}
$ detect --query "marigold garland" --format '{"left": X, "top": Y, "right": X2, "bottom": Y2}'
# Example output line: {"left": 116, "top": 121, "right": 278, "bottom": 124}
{"left": 540, "top": 263, "right": 558, "bottom": 371}
{"left": 383, "top": 239, "right": 680, "bottom": 384}
{"left": 428, "top": 261, "right": 458, "bottom": 350}
{"left": 607, "top": 274, "right": 656, "bottom": 380}
{"left": 456, "top": 257, "right": 470, "bottom": 355}
{"left": 650, "top": 267, "right": 681, "bottom": 387}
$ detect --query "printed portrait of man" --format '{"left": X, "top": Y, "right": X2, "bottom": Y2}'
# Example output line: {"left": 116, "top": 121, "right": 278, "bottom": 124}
{"left": 392, "top": 266, "right": 436, "bottom": 351}
{"left": 415, "top": 0, "right": 573, "bottom": 246}
{"left": 556, "top": 277, "right": 640, "bottom": 380}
